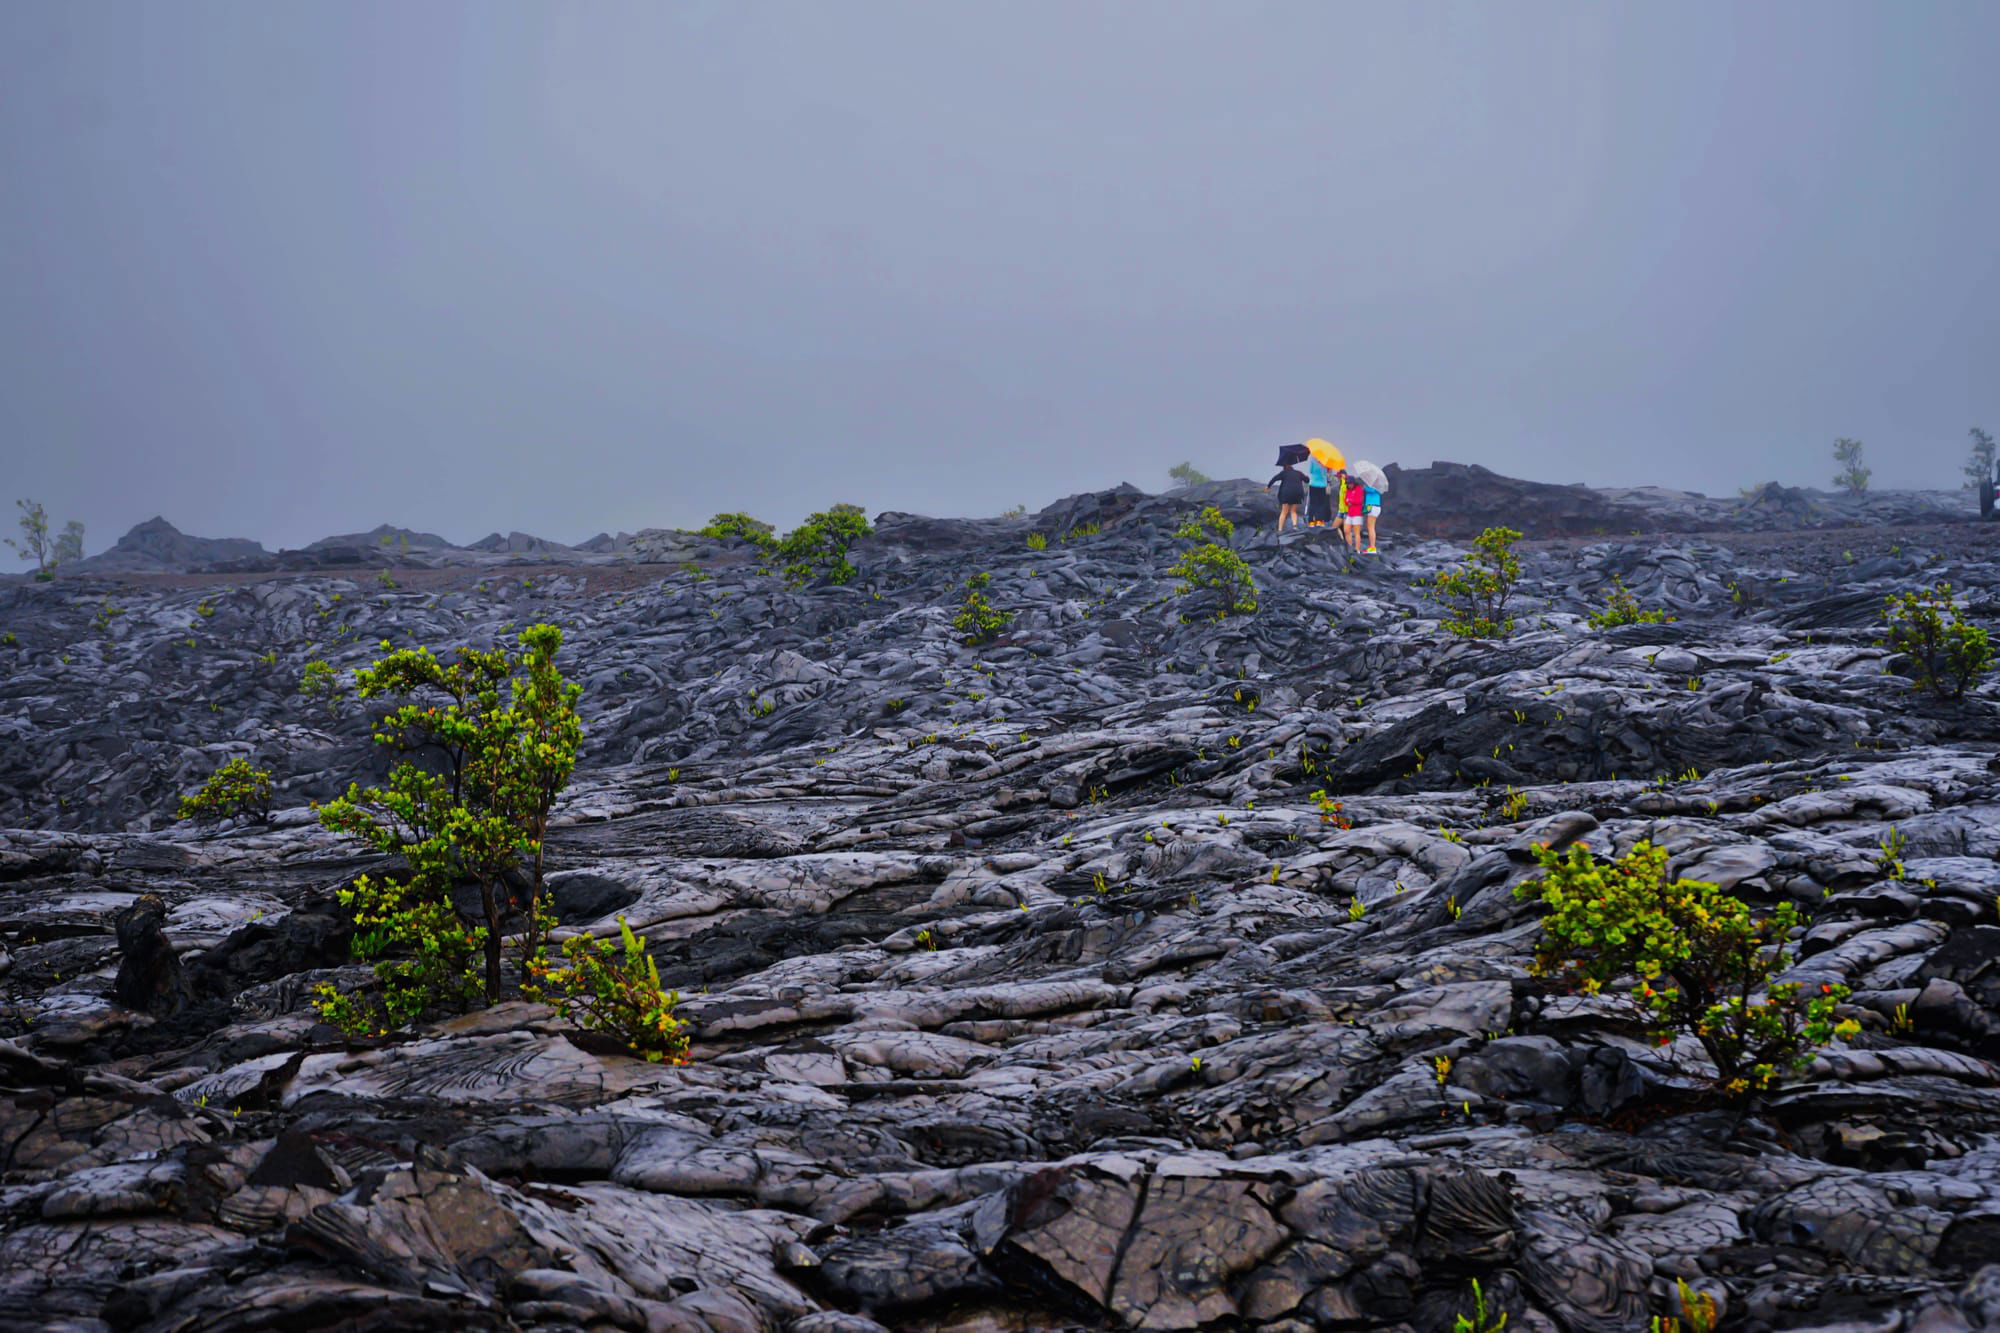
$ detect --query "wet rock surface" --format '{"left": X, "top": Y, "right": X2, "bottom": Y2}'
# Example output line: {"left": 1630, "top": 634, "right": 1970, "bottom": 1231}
{"left": 3, "top": 484, "right": 2000, "bottom": 1331}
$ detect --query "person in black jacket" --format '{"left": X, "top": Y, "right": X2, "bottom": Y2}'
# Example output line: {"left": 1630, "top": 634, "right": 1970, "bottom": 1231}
{"left": 1267, "top": 459, "right": 1307, "bottom": 533}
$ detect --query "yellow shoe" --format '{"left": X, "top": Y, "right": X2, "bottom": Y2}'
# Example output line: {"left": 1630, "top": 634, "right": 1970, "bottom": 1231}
{"left": 1365, "top": 546, "right": 1377, "bottom": 554}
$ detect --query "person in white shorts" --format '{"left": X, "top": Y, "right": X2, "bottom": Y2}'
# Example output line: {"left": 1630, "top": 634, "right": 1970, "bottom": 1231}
{"left": 1339, "top": 472, "right": 1365, "bottom": 552}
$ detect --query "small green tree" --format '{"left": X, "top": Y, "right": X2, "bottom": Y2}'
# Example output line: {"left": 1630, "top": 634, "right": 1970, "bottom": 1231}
{"left": 952, "top": 572, "right": 1012, "bottom": 645}
{"left": 6, "top": 500, "right": 84, "bottom": 579}
{"left": 1881, "top": 583, "right": 1992, "bottom": 699}
{"left": 1515, "top": 841, "right": 1856, "bottom": 1100}
{"left": 314, "top": 625, "right": 582, "bottom": 1026}
{"left": 1168, "top": 462, "right": 1212, "bottom": 487}
{"left": 776, "top": 504, "right": 871, "bottom": 585}
{"left": 53, "top": 520, "right": 84, "bottom": 566}
{"left": 697, "top": 513, "right": 777, "bottom": 547}
{"left": 1428, "top": 527, "right": 1522, "bottom": 638}
{"left": 1585, "top": 575, "right": 1670, "bottom": 629}
{"left": 1832, "top": 438, "right": 1870, "bottom": 495}
{"left": 1966, "top": 427, "right": 1996, "bottom": 492}
{"left": 1167, "top": 506, "right": 1255, "bottom": 615}
{"left": 177, "top": 758, "right": 274, "bottom": 824}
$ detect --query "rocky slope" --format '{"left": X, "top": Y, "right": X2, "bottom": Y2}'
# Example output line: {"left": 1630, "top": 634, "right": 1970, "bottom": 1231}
{"left": 2, "top": 482, "right": 2000, "bottom": 1332}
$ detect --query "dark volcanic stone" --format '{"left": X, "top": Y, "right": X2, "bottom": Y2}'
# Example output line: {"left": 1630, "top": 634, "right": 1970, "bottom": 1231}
{"left": 1916, "top": 925, "right": 2000, "bottom": 1009}
{"left": 112, "top": 892, "right": 185, "bottom": 1015}
{"left": 548, "top": 873, "right": 640, "bottom": 924}
{"left": 185, "top": 896, "right": 355, "bottom": 1002}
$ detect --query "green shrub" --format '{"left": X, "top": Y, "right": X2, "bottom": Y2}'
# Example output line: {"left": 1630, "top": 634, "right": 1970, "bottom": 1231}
{"left": 525, "top": 917, "right": 690, "bottom": 1063}
{"left": 1025, "top": 531, "right": 1047, "bottom": 551}
{"left": 312, "top": 624, "right": 582, "bottom": 1030}
{"left": 1179, "top": 505, "right": 1234, "bottom": 543}
{"left": 298, "top": 659, "right": 346, "bottom": 711}
{"left": 776, "top": 503, "right": 871, "bottom": 585}
{"left": 1881, "top": 583, "right": 1991, "bottom": 699}
{"left": 697, "top": 512, "right": 777, "bottom": 547}
{"left": 1514, "top": 841, "right": 1856, "bottom": 1099}
{"left": 1063, "top": 521, "right": 1100, "bottom": 542}
{"left": 1585, "top": 576, "right": 1670, "bottom": 629}
{"left": 1167, "top": 507, "right": 1255, "bottom": 615}
{"left": 1428, "top": 526, "right": 1522, "bottom": 638}
{"left": 314, "top": 874, "right": 484, "bottom": 1035}
{"left": 176, "top": 757, "right": 274, "bottom": 824}
{"left": 1168, "top": 461, "right": 1212, "bottom": 487}
{"left": 952, "top": 572, "right": 1012, "bottom": 645}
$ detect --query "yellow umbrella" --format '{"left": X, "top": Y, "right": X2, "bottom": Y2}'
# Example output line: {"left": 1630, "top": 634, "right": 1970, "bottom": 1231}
{"left": 1304, "top": 438, "right": 1345, "bottom": 471}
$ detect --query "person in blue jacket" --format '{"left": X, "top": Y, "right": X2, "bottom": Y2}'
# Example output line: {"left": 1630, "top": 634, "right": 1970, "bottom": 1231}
{"left": 1305, "top": 457, "right": 1332, "bottom": 527}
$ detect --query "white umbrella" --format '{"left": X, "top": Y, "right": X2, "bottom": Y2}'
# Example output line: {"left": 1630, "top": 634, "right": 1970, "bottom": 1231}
{"left": 1348, "top": 459, "right": 1389, "bottom": 492}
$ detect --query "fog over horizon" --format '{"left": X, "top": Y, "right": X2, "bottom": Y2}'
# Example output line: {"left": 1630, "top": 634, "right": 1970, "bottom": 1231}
{"left": 3, "top": 1, "right": 1996, "bottom": 555}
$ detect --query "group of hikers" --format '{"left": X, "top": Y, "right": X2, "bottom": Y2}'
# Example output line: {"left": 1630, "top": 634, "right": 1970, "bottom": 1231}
{"left": 1267, "top": 444, "right": 1382, "bottom": 552}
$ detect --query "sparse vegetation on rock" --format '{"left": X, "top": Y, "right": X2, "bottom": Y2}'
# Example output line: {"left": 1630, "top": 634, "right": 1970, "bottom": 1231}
{"left": 1167, "top": 505, "right": 1256, "bottom": 616}
{"left": 951, "top": 571, "right": 1012, "bottom": 645}
{"left": 775, "top": 503, "right": 871, "bottom": 585}
{"left": 1881, "top": 582, "right": 1992, "bottom": 699}
{"left": 1585, "top": 575, "right": 1671, "bottom": 629}
{"left": 1428, "top": 525, "right": 1522, "bottom": 638}
{"left": 1516, "top": 840, "right": 1855, "bottom": 1099}
{"left": 297, "top": 658, "right": 346, "bottom": 712}
{"left": 175, "top": 757, "right": 273, "bottom": 824}
{"left": 697, "top": 512, "right": 777, "bottom": 546}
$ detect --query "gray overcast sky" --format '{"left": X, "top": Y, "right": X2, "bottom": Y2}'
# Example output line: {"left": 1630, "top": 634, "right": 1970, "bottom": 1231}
{"left": 3, "top": 1, "right": 1996, "bottom": 552}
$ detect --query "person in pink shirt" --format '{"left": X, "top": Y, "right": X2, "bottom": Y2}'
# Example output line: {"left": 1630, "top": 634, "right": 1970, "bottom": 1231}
{"left": 1339, "top": 470, "right": 1365, "bottom": 553}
